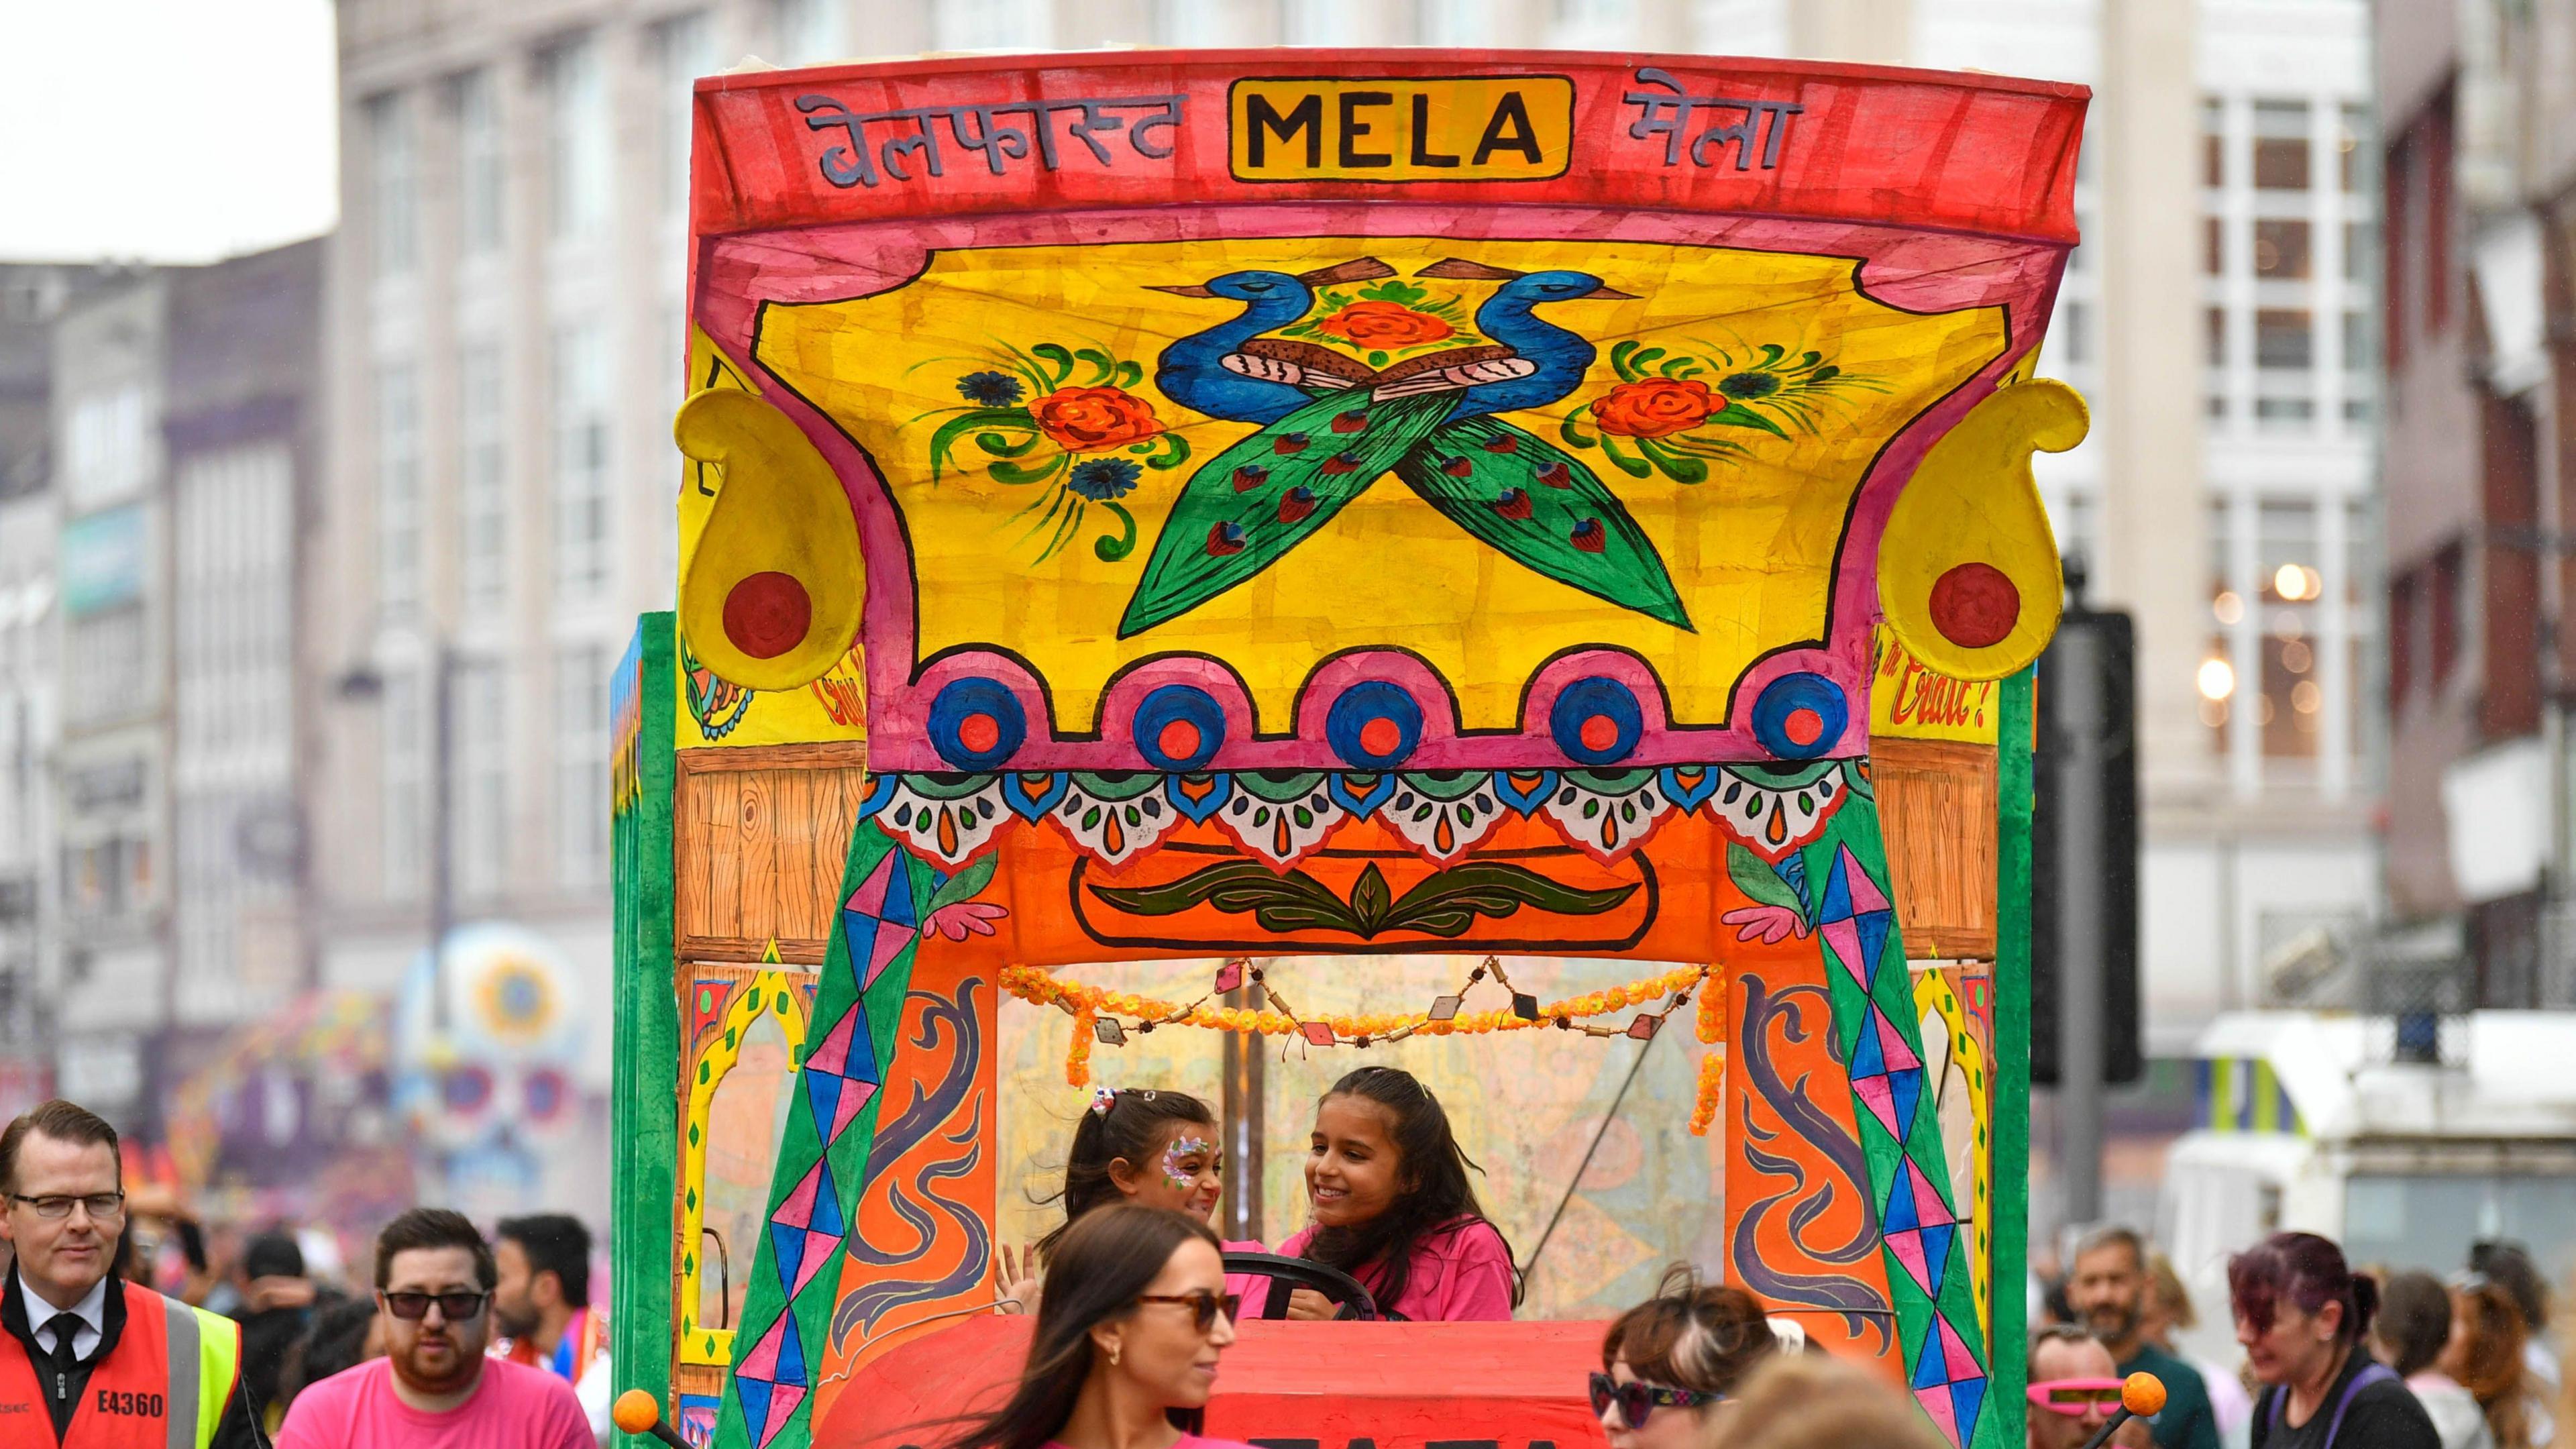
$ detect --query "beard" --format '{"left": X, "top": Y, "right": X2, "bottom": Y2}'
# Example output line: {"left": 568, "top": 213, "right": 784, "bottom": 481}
{"left": 390, "top": 1324, "right": 486, "bottom": 1397}
{"left": 2084, "top": 1298, "right": 2141, "bottom": 1340}
{"left": 492, "top": 1297, "right": 540, "bottom": 1340}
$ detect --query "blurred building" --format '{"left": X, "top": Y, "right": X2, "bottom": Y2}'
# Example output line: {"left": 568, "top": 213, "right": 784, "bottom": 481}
{"left": 22, "top": 246, "right": 328, "bottom": 1132}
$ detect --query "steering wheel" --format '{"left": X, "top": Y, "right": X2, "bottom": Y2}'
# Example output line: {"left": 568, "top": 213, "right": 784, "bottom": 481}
{"left": 1221, "top": 1250, "right": 1381, "bottom": 1321}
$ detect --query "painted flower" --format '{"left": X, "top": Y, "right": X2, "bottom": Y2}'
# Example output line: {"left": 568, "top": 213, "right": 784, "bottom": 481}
{"left": 1067, "top": 457, "right": 1142, "bottom": 501}
{"left": 957, "top": 370, "right": 1025, "bottom": 407}
{"left": 922, "top": 900, "right": 1008, "bottom": 942}
{"left": 1316, "top": 300, "right": 1454, "bottom": 349}
{"left": 1721, "top": 903, "right": 1811, "bottom": 945}
{"left": 1029, "top": 385, "right": 1163, "bottom": 451}
{"left": 1717, "top": 370, "right": 1782, "bottom": 400}
{"left": 1593, "top": 378, "right": 1718, "bottom": 438}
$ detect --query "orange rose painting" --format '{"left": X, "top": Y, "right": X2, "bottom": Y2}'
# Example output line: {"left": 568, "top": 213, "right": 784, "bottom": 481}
{"left": 1316, "top": 300, "right": 1455, "bottom": 349}
{"left": 1592, "top": 378, "right": 1717, "bottom": 438}
{"left": 1563, "top": 340, "right": 1885, "bottom": 484}
{"left": 1030, "top": 386, "right": 1165, "bottom": 451}
{"left": 1276, "top": 278, "right": 1475, "bottom": 366}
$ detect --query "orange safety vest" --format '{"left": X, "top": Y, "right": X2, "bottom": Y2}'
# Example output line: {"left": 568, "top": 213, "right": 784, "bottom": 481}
{"left": 0, "top": 1279, "right": 239, "bottom": 1448}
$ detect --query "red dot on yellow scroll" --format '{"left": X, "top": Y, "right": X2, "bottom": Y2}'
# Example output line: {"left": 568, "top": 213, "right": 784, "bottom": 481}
{"left": 723, "top": 571, "right": 814, "bottom": 659}
{"left": 1928, "top": 562, "right": 2020, "bottom": 649}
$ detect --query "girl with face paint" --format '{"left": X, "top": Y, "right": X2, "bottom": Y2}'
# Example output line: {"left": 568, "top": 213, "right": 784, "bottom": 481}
{"left": 996, "top": 1088, "right": 1265, "bottom": 1317}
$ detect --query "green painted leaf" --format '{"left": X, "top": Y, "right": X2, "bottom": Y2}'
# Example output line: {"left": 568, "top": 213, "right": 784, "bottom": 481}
{"left": 1091, "top": 857, "right": 1633, "bottom": 940}
{"left": 924, "top": 852, "right": 1000, "bottom": 916}
{"left": 1118, "top": 391, "right": 1455, "bottom": 637}
{"left": 1727, "top": 842, "right": 1806, "bottom": 914}
{"left": 926, "top": 409, "right": 1034, "bottom": 482}
{"left": 1348, "top": 863, "right": 1392, "bottom": 931}
{"left": 1394, "top": 419, "right": 1690, "bottom": 631}
{"left": 1707, "top": 402, "right": 1788, "bottom": 438}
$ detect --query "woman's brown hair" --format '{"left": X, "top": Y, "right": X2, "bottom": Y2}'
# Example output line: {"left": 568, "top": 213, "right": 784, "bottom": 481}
{"left": 1721, "top": 1355, "right": 1947, "bottom": 1449}
{"left": 2452, "top": 1279, "right": 2533, "bottom": 1449}
{"left": 1601, "top": 1265, "right": 1776, "bottom": 1399}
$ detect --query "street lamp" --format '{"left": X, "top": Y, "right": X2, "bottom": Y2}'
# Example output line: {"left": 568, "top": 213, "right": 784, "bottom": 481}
{"left": 335, "top": 644, "right": 455, "bottom": 1033}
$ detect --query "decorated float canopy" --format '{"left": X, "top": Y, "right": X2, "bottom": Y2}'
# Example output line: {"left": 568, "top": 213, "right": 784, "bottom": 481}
{"left": 615, "top": 47, "right": 2084, "bottom": 1449}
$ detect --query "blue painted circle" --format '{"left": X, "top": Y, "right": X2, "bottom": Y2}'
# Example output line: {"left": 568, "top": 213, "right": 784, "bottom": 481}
{"left": 1133, "top": 684, "right": 1228, "bottom": 771}
{"left": 1750, "top": 672, "right": 1849, "bottom": 760}
{"left": 1325, "top": 681, "right": 1425, "bottom": 769}
{"left": 927, "top": 678, "right": 1028, "bottom": 770}
{"left": 1548, "top": 676, "right": 1644, "bottom": 765}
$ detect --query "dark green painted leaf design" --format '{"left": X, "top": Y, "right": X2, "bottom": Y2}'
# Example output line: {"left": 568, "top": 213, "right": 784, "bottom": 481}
{"left": 1395, "top": 418, "right": 1690, "bottom": 631}
{"left": 1090, "top": 858, "right": 1636, "bottom": 939}
{"left": 1727, "top": 841, "right": 1807, "bottom": 916}
{"left": 1119, "top": 391, "right": 1456, "bottom": 637}
{"left": 924, "top": 853, "right": 999, "bottom": 916}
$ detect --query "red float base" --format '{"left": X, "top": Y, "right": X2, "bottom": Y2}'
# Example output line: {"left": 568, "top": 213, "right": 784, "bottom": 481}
{"left": 816, "top": 1316, "right": 1611, "bottom": 1448}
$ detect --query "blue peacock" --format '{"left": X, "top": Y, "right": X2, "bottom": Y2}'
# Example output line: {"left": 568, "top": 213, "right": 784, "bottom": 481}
{"left": 1124, "top": 258, "right": 1688, "bottom": 638}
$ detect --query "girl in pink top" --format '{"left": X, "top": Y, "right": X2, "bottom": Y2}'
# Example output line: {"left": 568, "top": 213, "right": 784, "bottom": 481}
{"left": 1258, "top": 1065, "right": 1519, "bottom": 1323}
{"left": 997, "top": 1087, "right": 1266, "bottom": 1313}
{"left": 948, "top": 1205, "right": 1256, "bottom": 1449}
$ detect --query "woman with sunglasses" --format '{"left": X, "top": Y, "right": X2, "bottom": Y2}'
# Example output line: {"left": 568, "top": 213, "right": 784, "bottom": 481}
{"left": 1591, "top": 1267, "right": 1778, "bottom": 1448}
{"left": 947, "top": 1204, "right": 1253, "bottom": 1449}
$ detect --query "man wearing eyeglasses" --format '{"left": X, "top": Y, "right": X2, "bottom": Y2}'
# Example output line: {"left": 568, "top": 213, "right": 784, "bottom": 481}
{"left": 0, "top": 1097, "right": 261, "bottom": 1447}
{"left": 273, "top": 1208, "right": 591, "bottom": 1448}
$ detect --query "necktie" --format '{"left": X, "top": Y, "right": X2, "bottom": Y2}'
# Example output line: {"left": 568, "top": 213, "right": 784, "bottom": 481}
{"left": 46, "top": 1316, "right": 80, "bottom": 1401}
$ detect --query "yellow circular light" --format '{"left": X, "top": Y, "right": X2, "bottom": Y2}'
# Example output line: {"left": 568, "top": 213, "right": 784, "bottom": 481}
{"left": 2214, "top": 590, "right": 2243, "bottom": 625}
{"left": 2273, "top": 563, "right": 2320, "bottom": 601}
{"left": 2197, "top": 657, "right": 2237, "bottom": 700}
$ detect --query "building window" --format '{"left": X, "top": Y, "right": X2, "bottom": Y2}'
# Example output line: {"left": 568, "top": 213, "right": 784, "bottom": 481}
{"left": 2203, "top": 498, "right": 2237, "bottom": 747}
{"left": 772, "top": 0, "right": 843, "bottom": 64}
{"left": 2255, "top": 309, "right": 2312, "bottom": 370}
{"left": 2340, "top": 104, "right": 2369, "bottom": 192}
{"left": 2254, "top": 219, "right": 2312, "bottom": 279}
{"left": 454, "top": 660, "right": 507, "bottom": 900}
{"left": 2430, "top": 540, "right": 2463, "bottom": 688}
{"left": 2201, "top": 97, "right": 2224, "bottom": 187}
{"left": 2424, "top": 99, "right": 2455, "bottom": 336}
{"left": 2344, "top": 221, "right": 2366, "bottom": 282}
{"left": 66, "top": 386, "right": 148, "bottom": 507}
{"left": 657, "top": 13, "right": 713, "bottom": 218}
{"left": 368, "top": 91, "right": 418, "bottom": 278}
{"left": 551, "top": 321, "right": 611, "bottom": 600}
{"left": 2252, "top": 100, "right": 2312, "bottom": 191}
{"left": 2257, "top": 501, "right": 2322, "bottom": 758}
{"left": 935, "top": 0, "right": 1051, "bottom": 48}
{"left": 383, "top": 665, "right": 425, "bottom": 900}
{"left": 2206, "top": 307, "right": 2228, "bottom": 367}
{"left": 376, "top": 363, "right": 422, "bottom": 621}
{"left": 65, "top": 607, "right": 148, "bottom": 729}
{"left": 2053, "top": 301, "right": 2089, "bottom": 366}
{"left": 2205, "top": 217, "right": 2224, "bottom": 275}
{"left": 174, "top": 444, "right": 294, "bottom": 767}
{"left": 545, "top": 35, "right": 610, "bottom": 242}
{"left": 2384, "top": 129, "right": 2410, "bottom": 370}
{"left": 2389, "top": 570, "right": 2416, "bottom": 709}
{"left": 455, "top": 69, "right": 503, "bottom": 256}
{"left": 459, "top": 343, "right": 508, "bottom": 615}
{"left": 555, "top": 643, "right": 609, "bottom": 886}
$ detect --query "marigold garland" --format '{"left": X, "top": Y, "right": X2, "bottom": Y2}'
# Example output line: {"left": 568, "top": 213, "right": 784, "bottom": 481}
{"left": 1002, "top": 959, "right": 1717, "bottom": 1104}
{"left": 1689, "top": 971, "right": 1729, "bottom": 1137}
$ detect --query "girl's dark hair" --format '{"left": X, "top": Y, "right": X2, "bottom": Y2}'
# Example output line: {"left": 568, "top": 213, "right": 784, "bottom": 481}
{"left": 1603, "top": 1265, "right": 1774, "bottom": 1399}
{"left": 1297, "top": 1065, "right": 1521, "bottom": 1311}
{"left": 2229, "top": 1232, "right": 2378, "bottom": 1346}
{"left": 280, "top": 1295, "right": 380, "bottom": 1405}
{"left": 1035, "top": 1088, "right": 1216, "bottom": 1260}
{"left": 2374, "top": 1270, "right": 2454, "bottom": 1377}
{"left": 946, "top": 1205, "right": 1220, "bottom": 1449}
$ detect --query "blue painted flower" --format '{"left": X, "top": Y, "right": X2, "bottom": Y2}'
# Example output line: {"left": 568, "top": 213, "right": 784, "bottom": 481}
{"left": 957, "top": 370, "right": 1024, "bottom": 407}
{"left": 1067, "top": 458, "right": 1142, "bottom": 500}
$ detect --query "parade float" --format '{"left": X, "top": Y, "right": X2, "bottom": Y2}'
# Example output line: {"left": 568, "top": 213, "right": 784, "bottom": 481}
{"left": 610, "top": 47, "right": 2086, "bottom": 1449}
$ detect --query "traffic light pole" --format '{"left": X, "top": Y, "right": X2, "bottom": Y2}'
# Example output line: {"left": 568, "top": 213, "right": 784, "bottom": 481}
{"left": 2054, "top": 617, "right": 2106, "bottom": 1226}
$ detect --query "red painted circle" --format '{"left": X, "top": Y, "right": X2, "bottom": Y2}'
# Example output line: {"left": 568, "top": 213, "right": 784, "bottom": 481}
{"left": 1157, "top": 718, "right": 1203, "bottom": 760}
{"left": 722, "top": 571, "right": 813, "bottom": 659}
{"left": 1928, "top": 562, "right": 2021, "bottom": 649}
{"left": 957, "top": 713, "right": 1002, "bottom": 755}
{"left": 1578, "top": 714, "right": 1621, "bottom": 753}
{"left": 1358, "top": 717, "right": 1403, "bottom": 757}
{"left": 1784, "top": 708, "right": 1823, "bottom": 747}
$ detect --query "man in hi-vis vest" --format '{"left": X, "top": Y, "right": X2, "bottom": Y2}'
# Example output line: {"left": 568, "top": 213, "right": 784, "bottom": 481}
{"left": 0, "top": 1099, "right": 260, "bottom": 1447}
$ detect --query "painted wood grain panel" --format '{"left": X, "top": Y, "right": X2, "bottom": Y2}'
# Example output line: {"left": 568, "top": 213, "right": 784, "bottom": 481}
{"left": 1875, "top": 737, "right": 1998, "bottom": 960}
{"left": 676, "top": 748, "right": 873, "bottom": 954}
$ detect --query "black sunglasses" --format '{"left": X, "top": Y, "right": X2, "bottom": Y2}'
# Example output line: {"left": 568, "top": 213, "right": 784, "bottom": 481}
{"left": 379, "top": 1290, "right": 490, "bottom": 1322}
{"left": 1135, "top": 1290, "right": 1240, "bottom": 1333}
{"left": 1589, "top": 1371, "right": 1720, "bottom": 1426}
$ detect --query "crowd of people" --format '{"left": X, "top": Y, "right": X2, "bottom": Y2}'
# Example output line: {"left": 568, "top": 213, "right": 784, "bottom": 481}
{"left": 1, "top": 1096, "right": 613, "bottom": 1448}
{"left": 9, "top": 1069, "right": 2575, "bottom": 1449}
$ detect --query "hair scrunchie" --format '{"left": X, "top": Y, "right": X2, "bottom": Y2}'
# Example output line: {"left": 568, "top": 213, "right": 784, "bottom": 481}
{"left": 1088, "top": 1084, "right": 1119, "bottom": 1117}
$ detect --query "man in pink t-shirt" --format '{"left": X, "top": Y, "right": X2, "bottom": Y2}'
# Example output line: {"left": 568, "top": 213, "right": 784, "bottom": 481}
{"left": 276, "top": 1208, "right": 592, "bottom": 1449}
